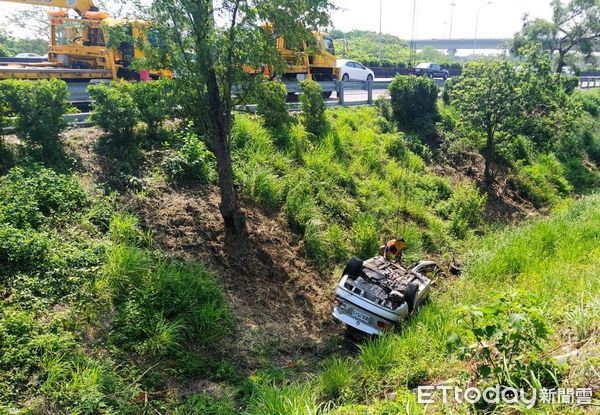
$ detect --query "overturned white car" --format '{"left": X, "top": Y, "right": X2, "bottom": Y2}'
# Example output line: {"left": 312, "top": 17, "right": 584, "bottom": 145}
{"left": 332, "top": 256, "right": 435, "bottom": 335}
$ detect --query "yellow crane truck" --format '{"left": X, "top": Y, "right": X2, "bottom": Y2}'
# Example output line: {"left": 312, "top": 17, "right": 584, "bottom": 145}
{"left": 249, "top": 27, "right": 340, "bottom": 98}
{"left": 0, "top": 0, "right": 159, "bottom": 81}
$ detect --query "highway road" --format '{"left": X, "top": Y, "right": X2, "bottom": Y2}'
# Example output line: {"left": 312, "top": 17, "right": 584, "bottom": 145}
{"left": 67, "top": 78, "right": 447, "bottom": 107}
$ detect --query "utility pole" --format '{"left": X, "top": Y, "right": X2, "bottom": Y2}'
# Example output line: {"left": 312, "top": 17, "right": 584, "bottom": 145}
{"left": 410, "top": 0, "right": 417, "bottom": 66}
{"left": 449, "top": 2, "right": 456, "bottom": 41}
{"left": 378, "top": 0, "right": 383, "bottom": 60}
{"left": 473, "top": 1, "right": 492, "bottom": 57}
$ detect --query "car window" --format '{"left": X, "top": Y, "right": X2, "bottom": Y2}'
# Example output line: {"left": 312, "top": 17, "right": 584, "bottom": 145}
{"left": 346, "top": 62, "right": 356, "bottom": 68}
{"left": 323, "top": 35, "right": 335, "bottom": 55}
{"left": 355, "top": 62, "right": 366, "bottom": 70}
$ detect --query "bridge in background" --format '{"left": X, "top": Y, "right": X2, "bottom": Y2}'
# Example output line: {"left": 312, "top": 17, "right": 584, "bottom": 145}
{"left": 409, "top": 38, "right": 509, "bottom": 50}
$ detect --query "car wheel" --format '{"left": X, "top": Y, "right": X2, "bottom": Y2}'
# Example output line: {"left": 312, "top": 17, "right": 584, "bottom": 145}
{"left": 343, "top": 257, "right": 364, "bottom": 278}
{"left": 443, "top": 74, "right": 448, "bottom": 80}
{"left": 342, "top": 73, "right": 350, "bottom": 82}
{"left": 366, "top": 74, "right": 373, "bottom": 82}
{"left": 403, "top": 282, "right": 419, "bottom": 313}
{"left": 428, "top": 73, "right": 434, "bottom": 79}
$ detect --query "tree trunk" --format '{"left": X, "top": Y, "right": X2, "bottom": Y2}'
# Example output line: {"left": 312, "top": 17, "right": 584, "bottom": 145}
{"left": 206, "top": 68, "right": 247, "bottom": 235}
{"left": 555, "top": 51, "right": 566, "bottom": 74}
{"left": 484, "top": 125, "right": 494, "bottom": 184}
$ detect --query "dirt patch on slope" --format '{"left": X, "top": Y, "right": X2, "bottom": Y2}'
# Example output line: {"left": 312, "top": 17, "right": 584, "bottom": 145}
{"left": 66, "top": 128, "right": 341, "bottom": 369}
{"left": 430, "top": 150, "right": 541, "bottom": 223}
{"left": 129, "top": 187, "right": 340, "bottom": 368}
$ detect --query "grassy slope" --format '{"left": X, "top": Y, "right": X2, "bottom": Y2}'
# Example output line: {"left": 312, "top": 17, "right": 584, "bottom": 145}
{"left": 1, "top": 100, "right": 599, "bottom": 414}
{"left": 248, "top": 195, "right": 600, "bottom": 414}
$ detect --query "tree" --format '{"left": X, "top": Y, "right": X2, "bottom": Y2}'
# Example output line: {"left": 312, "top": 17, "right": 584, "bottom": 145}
{"left": 148, "top": 0, "right": 333, "bottom": 235}
{"left": 449, "top": 62, "right": 519, "bottom": 183}
{"left": 512, "top": 0, "right": 600, "bottom": 73}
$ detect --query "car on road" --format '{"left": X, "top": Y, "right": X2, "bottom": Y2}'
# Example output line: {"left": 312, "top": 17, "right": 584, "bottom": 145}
{"left": 410, "top": 62, "right": 449, "bottom": 80}
{"left": 14, "top": 53, "right": 43, "bottom": 59}
{"left": 338, "top": 59, "right": 375, "bottom": 82}
{"left": 332, "top": 256, "right": 435, "bottom": 336}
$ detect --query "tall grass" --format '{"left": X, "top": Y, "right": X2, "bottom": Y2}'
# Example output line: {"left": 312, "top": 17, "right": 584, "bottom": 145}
{"left": 311, "top": 194, "right": 600, "bottom": 412}
{"left": 232, "top": 107, "right": 480, "bottom": 268}
{"left": 246, "top": 382, "right": 328, "bottom": 415}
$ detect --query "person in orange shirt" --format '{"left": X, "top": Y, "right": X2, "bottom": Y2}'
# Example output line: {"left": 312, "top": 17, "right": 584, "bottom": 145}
{"left": 379, "top": 237, "right": 407, "bottom": 262}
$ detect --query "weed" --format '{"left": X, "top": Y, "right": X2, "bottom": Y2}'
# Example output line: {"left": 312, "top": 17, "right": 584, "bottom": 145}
{"left": 319, "top": 357, "right": 356, "bottom": 401}
{"left": 300, "top": 80, "right": 328, "bottom": 139}
{"left": 513, "top": 154, "right": 573, "bottom": 207}
{"left": 162, "top": 127, "right": 216, "bottom": 186}
{"left": 350, "top": 215, "right": 379, "bottom": 260}
{"left": 247, "top": 382, "right": 328, "bottom": 415}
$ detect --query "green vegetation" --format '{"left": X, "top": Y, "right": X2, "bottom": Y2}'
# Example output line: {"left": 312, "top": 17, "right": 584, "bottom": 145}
{"left": 330, "top": 30, "right": 461, "bottom": 68}
{"left": 0, "top": 79, "right": 69, "bottom": 158}
{"left": 1, "top": 56, "right": 599, "bottom": 413}
{"left": 253, "top": 194, "right": 600, "bottom": 413}
{"left": 255, "top": 79, "right": 291, "bottom": 136}
{"left": 231, "top": 105, "right": 483, "bottom": 268}
{"left": 0, "top": 30, "right": 47, "bottom": 57}
{"left": 88, "top": 82, "right": 141, "bottom": 140}
{"left": 388, "top": 75, "right": 439, "bottom": 131}
{"left": 300, "top": 80, "right": 329, "bottom": 138}
{"left": 0, "top": 164, "right": 232, "bottom": 413}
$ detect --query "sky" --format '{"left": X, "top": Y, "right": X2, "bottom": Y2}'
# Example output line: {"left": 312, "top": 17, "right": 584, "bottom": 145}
{"left": 0, "top": 0, "right": 554, "bottom": 40}
{"left": 331, "top": 0, "right": 554, "bottom": 40}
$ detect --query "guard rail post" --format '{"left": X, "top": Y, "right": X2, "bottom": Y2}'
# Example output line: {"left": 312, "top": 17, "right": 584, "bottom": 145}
{"left": 338, "top": 80, "right": 345, "bottom": 105}
{"left": 367, "top": 80, "right": 373, "bottom": 105}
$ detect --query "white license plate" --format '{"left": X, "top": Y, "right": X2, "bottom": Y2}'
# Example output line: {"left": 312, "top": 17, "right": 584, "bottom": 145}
{"left": 351, "top": 310, "right": 370, "bottom": 323}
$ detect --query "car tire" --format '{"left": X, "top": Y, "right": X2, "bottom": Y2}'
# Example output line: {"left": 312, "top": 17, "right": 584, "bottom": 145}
{"left": 342, "top": 73, "right": 350, "bottom": 82}
{"left": 428, "top": 73, "right": 434, "bottom": 79}
{"left": 343, "top": 257, "right": 364, "bottom": 278}
{"left": 443, "top": 74, "right": 448, "bottom": 80}
{"left": 403, "top": 282, "right": 419, "bottom": 313}
{"left": 366, "top": 74, "right": 373, "bottom": 82}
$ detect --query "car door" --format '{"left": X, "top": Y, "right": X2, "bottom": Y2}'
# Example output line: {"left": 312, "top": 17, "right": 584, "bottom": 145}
{"left": 343, "top": 61, "right": 356, "bottom": 80}
{"left": 353, "top": 62, "right": 368, "bottom": 81}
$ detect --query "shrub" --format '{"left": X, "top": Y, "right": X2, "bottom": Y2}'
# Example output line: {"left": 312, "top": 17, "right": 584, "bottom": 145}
{"left": 0, "top": 165, "right": 88, "bottom": 229}
{"left": 88, "top": 82, "right": 140, "bottom": 140}
{"left": 127, "top": 80, "right": 174, "bottom": 138}
{"left": 0, "top": 79, "right": 69, "bottom": 152}
{"left": 256, "top": 80, "right": 291, "bottom": 134}
{"left": 574, "top": 89, "right": 600, "bottom": 117}
{"left": 162, "top": 129, "right": 216, "bottom": 186}
{"left": 451, "top": 291, "right": 554, "bottom": 388}
{"left": 350, "top": 215, "right": 379, "bottom": 259}
{"left": 299, "top": 79, "right": 328, "bottom": 138}
{"left": 440, "top": 182, "right": 487, "bottom": 239}
{"left": 512, "top": 154, "right": 573, "bottom": 207}
{"left": 388, "top": 75, "right": 438, "bottom": 130}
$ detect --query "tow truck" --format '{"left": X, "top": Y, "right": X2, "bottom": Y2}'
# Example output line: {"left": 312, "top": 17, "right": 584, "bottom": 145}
{"left": 0, "top": 0, "right": 163, "bottom": 81}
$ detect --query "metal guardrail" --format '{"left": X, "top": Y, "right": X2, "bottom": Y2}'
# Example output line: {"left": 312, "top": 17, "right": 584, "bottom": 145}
{"left": 579, "top": 77, "right": 600, "bottom": 89}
